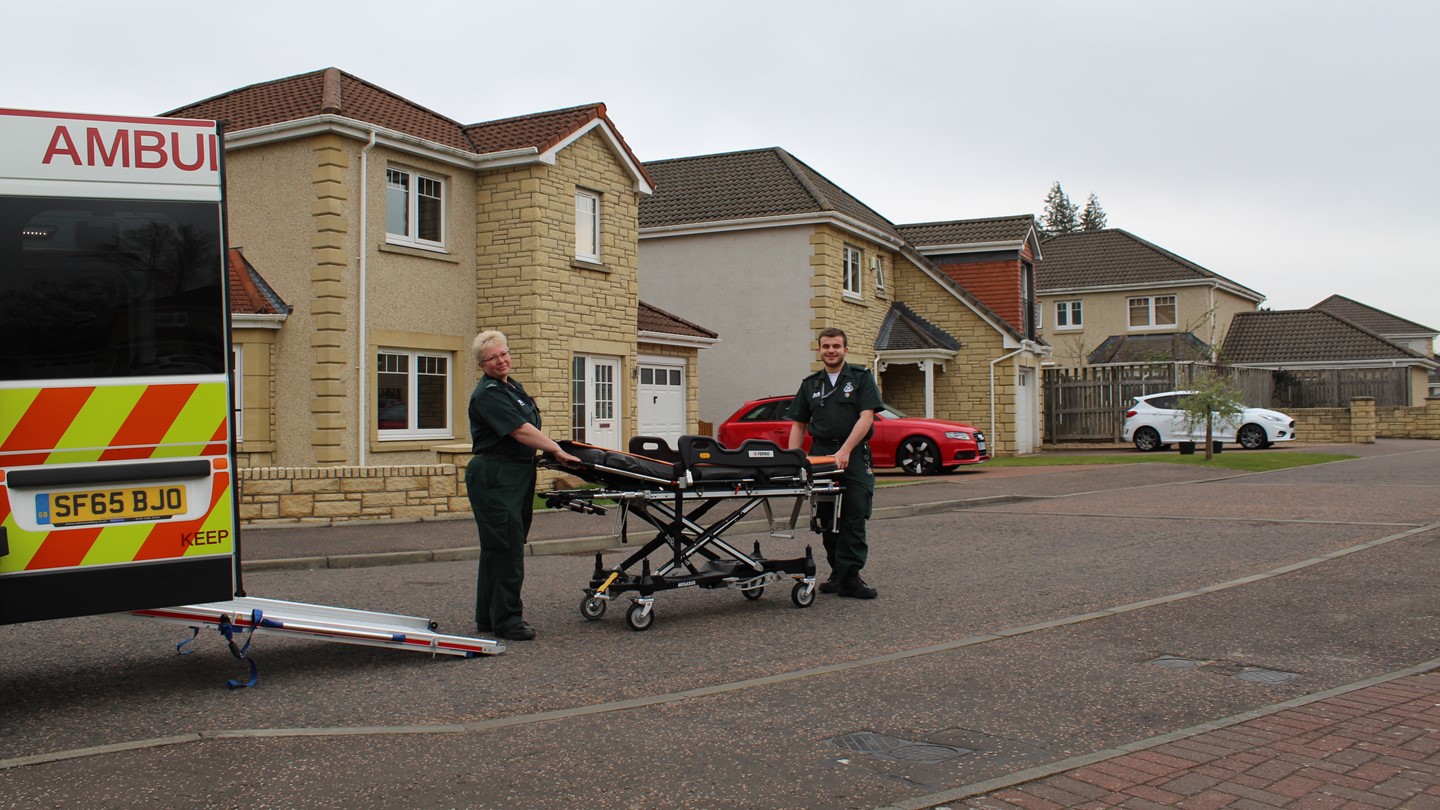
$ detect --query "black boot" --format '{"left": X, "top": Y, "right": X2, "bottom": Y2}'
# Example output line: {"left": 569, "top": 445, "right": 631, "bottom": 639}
{"left": 837, "top": 572, "right": 877, "bottom": 599}
{"left": 819, "top": 572, "right": 840, "bottom": 593}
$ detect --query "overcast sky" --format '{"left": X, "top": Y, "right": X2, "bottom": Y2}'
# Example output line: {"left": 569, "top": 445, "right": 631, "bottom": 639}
{"left": 7, "top": 1, "right": 1436, "bottom": 348}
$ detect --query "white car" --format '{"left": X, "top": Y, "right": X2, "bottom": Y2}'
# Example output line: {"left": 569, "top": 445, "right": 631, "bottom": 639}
{"left": 1122, "top": 390, "right": 1297, "bottom": 451}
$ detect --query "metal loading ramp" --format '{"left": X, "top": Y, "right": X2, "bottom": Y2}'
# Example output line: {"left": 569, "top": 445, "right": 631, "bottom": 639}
{"left": 132, "top": 597, "right": 504, "bottom": 686}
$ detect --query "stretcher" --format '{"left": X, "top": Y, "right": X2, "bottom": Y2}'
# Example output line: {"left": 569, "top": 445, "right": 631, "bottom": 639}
{"left": 539, "top": 435, "right": 842, "bottom": 631}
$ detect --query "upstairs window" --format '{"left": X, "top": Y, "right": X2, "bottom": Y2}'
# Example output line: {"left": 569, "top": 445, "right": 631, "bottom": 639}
{"left": 843, "top": 245, "right": 862, "bottom": 297}
{"left": 1128, "top": 295, "right": 1177, "bottom": 328}
{"left": 386, "top": 167, "right": 444, "bottom": 249}
{"left": 872, "top": 255, "right": 885, "bottom": 290}
{"left": 1054, "top": 300, "right": 1083, "bottom": 329}
{"left": 575, "top": 189, "right": 600, "bottom": 262}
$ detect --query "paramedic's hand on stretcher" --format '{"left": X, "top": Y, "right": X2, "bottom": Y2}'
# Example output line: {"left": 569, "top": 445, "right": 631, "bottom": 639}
{"left": 511, "top": 424, "right": 581, "bottom": 466}
{"left": 832, "top": 447, "right": 852, "bottom": 470}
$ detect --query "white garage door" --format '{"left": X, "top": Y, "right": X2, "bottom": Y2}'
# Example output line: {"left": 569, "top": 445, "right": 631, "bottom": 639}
{"left": 637, "top": 361, "right": 685, "bottom": 447}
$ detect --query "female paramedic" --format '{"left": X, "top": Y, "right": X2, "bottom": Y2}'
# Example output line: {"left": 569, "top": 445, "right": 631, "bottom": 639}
{"left": 466, "top": 330, "right": 579, "bottom": 641}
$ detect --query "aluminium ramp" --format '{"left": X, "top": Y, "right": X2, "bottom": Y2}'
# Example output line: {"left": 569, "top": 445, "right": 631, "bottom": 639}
{"left": 133, "top": 596, "right": 504, "bottom": 668}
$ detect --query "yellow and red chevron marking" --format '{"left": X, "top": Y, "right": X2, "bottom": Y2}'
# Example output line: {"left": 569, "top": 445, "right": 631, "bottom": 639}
{"left": 0, "top": 380, "right": 234, "bottom": 573}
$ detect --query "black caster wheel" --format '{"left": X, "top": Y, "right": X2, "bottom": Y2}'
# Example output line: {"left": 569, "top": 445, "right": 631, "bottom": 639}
{"left": 625, "top": 602, "right": 654, "bottom": 631}
{"left": 792, "top": 582, "right": 816, "bottom": 608}
{"left": 580, "top": 595, "right": 607, "bottom": 621}
{"left": 742, "top": 586, "right": 764, "bottom": 601}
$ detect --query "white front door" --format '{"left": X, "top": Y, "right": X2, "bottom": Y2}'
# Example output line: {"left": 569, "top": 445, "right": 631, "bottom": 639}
{"left": 637, "top": 360, "right": 685, "bottom": 447}
{"left": 1015, "top": 367, "right": 1035, "bottom": 454}
{"left": 572, "top": 355, "right": 621, "bottom": 450}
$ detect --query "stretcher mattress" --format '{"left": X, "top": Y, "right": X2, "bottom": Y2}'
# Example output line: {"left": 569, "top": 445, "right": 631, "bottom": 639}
{"left": 551, "top": 436, "right": 837, "bottom": 488}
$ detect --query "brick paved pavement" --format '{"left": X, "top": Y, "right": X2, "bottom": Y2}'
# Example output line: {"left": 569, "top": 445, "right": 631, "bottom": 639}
{"left": 959, "top": 670, "right": 1440, "bottom": 809}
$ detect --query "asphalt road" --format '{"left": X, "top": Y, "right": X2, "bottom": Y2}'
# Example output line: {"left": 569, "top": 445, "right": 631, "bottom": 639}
{"left": 1, "top": 442, "right": 1436, "bottom": 809}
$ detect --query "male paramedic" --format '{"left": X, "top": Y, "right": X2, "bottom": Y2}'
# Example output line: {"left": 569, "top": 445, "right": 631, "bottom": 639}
{"left": 785, "top": 327, "right": 882, "bottom": 599}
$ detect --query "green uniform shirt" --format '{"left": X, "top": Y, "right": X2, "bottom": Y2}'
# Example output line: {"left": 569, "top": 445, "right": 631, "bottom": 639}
{"left": 785, "top": 363, "right": 883, "bottom": 443}
{"left": 469, "top": 375, "right": 542, "bottom": 459}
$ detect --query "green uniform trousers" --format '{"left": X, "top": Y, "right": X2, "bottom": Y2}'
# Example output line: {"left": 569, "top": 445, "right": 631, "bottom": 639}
{"left": 466, "top": 455, "right": 535, "bottom": 632}
{"left": 810, "top": 439, "right": 874, "bottom": 579}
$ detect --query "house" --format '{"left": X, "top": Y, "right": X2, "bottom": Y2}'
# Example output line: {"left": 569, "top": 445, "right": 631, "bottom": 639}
{"left": 1311, "top": 295, "right": 1438, "bottom": 357}
{"left": 1221, "top": 309, "right": 1438, "bottom": 406}
{"left": 638, "top": 148, "right": 1048, "bottom": 455}
{"left": 1034, "top": 229, "right": 1266, "bottom": 366}
{"left": 169, "top": 67, "right": 710, "bottom": 469}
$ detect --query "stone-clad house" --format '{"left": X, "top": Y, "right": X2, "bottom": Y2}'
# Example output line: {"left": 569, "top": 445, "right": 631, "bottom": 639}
{"left": 1034, "top": 229, "right": 1266, "bottom": 366}
{"left": 168, "top": 68, "right": 712, "bottom": 474}
{"left": 638, "top": 148, "right": 1049, "bottom": 455}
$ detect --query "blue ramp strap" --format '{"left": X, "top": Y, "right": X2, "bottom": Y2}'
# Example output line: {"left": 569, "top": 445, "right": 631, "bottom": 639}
{"left": 218, "top": 609, "right": 263, "bottom": 689}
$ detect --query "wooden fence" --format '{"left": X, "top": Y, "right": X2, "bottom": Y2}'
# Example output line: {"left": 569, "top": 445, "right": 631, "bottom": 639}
{"left": 1043, "top": 363, "right": 1273, "bottom": 442}
{"left": 1272, "top": 368, "right": 1409, "bottom": 409}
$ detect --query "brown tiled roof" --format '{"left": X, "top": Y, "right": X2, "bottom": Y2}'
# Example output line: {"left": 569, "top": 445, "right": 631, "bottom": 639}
{"left": 1085, "top": 332, "right": 1209, "bottom": 365}
{"left": 1036, "top": 229, "right": 1263, "bottom": 299}
{"left": 637, "top": 301, "right": 717, "bottom": 340}
{"left": 165, "top": 68, "right": 476, "bottom": 152}
{"left": 228, "top": 248, "right": 290, "bottom": 316}
{"left": 1311, "top": 294, "right": 1438, "bottom": 336}
{"left": 896, "top": 215, "right": 1036, "bottom": 248}
{"left": 877, "top": 302, "right": 961, "bottom": 351}
{"left": 1221, "top": 310, "right": 1432, "bottom": 365}
{"left": 165, "top": 69, "right": 651, "bottom": 185}
{"left": 639, "top": 147, "right": 902, "bottom": 240}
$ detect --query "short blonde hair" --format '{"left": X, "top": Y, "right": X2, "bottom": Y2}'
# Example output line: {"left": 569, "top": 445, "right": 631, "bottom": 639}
{"left": 472, "top": 330, "right": 507, "bottom": 367}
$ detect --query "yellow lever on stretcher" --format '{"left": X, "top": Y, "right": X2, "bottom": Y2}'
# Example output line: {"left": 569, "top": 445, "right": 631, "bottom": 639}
{"left": 596, "top": 572, "right": 620, "bottom": 595}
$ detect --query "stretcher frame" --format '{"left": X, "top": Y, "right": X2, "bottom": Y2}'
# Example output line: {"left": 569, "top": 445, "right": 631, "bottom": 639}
{"left": 541, "top": 436, "right": 842, "bottom": 631}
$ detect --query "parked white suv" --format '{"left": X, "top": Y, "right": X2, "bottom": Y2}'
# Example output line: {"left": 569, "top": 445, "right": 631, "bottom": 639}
{"left": 1122, "top": 391, "right": 1297, "bottom": 451}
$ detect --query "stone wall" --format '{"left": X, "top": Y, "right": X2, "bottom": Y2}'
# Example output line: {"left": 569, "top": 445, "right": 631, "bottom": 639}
{"left": 1291, "top": 396, "right": 1440, "bottom": 444}
{"left": 1377, "top": 397, "right": 1440, "bottom": 439}
{"left": 238, "top": 460, "right": 465, "bottom": 526}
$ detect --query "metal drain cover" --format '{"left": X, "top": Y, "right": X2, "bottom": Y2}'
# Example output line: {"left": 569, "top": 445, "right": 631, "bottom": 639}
{"left": 829, "top": 732, "right": 972, "bottom": 763}
{"left": 831, "top": 732, "right": 907, "bottom": 754}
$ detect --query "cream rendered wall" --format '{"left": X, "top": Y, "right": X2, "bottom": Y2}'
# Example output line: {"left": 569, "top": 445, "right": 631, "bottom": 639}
{"left": 224, "top": 134, "right": 478, "bottom": 466}
{"left": 639, "top": 227, "right": 816, "bottom": 424}
{"left": 361, "top": 147, "right": 476, "bottom": 465}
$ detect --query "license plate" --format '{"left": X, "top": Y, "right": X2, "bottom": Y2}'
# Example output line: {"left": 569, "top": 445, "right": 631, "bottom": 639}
{"left": 37, "top": 485, "right": 188, "bottom": 526}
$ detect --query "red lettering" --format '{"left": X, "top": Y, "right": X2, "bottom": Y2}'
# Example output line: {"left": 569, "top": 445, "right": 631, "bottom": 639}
{"left": 209, "top": 134, "right": 218, "bottom": 171}
{"left": 41, "top": 126, "right": 81, "bottom": 165}
{"left": 171, "top": 131, "right": 206, "bottom": 171}
{"left": 134, "top": 130, "right": 166, "bottom": 168}
{"left": 86, "top": 127, "right": 129, "bottom": 167}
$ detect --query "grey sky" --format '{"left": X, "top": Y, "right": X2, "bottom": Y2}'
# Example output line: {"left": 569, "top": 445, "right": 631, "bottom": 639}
{"left": 7, "top": 0, "right": 1436, "bottom": 347}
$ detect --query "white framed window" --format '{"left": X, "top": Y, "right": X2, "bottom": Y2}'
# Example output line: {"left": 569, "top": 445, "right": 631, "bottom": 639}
{"left": 843, "top": 245, "right": 863, "bottom": 297}
{"left": 386, "top": 167, "right": 445, "bottom": 250}
{"left": 1128, "top": 295, "right": 1177, "bottom": 329}
{"left": 231, "top": 344, "right": 243, "bottom": 442}
{"left": 872, "top": 255, "right": 885, "bottom": 290}
{"left": 1054, "top": 300, "right": 1083, "bottom": 329}
{"left": 575, "top": 189, "right": 600, "bottom": 262}
{"left": 376, "top": 349, "right": 452, "bottom": 439}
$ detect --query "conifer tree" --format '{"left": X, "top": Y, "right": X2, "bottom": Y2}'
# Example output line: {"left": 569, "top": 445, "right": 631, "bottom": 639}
{"left": 1040, "top": 181, "right": 1078, "bottom": 237}
{"left": 1080, "top": 192, "right": 1107, "bottom": 230}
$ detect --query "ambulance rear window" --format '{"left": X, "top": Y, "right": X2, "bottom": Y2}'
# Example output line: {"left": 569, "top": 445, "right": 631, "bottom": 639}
{"left": 0, "top": 196, "right": 226, "bottom": 382}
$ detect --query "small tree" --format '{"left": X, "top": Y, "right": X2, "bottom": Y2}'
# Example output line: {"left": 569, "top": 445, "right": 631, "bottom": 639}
{"left": 1080, "top": 192, "right": 1108, "bottom": 230}
{"left": 1176, "top": 371, "right": 1244, "bottom": 460}
{"left": 1040, "top": 181, "right": 1078, "bottom": 237}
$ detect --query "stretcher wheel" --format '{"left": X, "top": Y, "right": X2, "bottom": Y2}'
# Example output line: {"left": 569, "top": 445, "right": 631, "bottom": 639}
{"left": 792, "top": 582, "right": 816, "bottom": 608}
{"left": 742, "top": 586, "right": 764, "bottom": 601}
{"left": 580, "top": 595, "right": 607, "bottom": 621}
{"left": 626, "top": 603, "right": 654, "bottom": 632}
{"left": 429, "top": 621, "right": 440, "bottom": 631}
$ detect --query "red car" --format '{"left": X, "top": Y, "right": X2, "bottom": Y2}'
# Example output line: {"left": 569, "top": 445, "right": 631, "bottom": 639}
{"left": 716, "top": 395, "right": 988, "bottom": 475}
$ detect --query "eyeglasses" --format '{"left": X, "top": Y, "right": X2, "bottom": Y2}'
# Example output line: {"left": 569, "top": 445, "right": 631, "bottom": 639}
{"left": 482, "top": 350, "right": 511, "bottom": 365}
